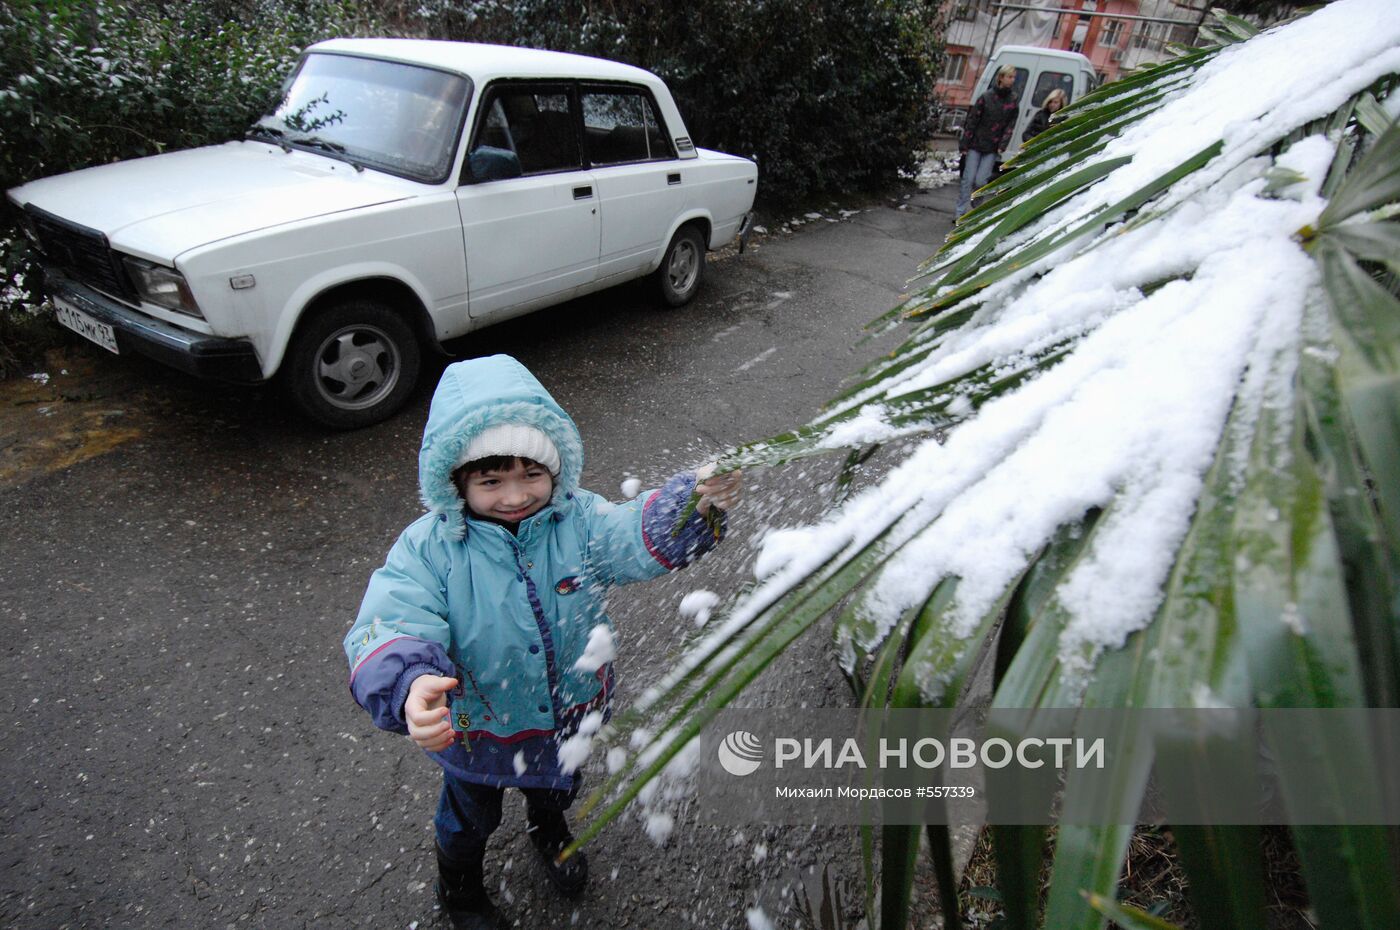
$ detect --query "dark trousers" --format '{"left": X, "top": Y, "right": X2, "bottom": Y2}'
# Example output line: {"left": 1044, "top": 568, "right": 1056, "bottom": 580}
{"left": 435, "top": 774, "right": 580, "bottom": 862}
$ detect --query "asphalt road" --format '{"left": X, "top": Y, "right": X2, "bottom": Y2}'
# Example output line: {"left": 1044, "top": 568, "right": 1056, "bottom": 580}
{"left": 0, "top": 183, "right": 956, "bottom": 930}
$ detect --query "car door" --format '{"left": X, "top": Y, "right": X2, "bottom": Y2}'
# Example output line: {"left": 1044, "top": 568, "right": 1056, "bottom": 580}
{"left": 579, "top": 84, "right": 685, "bottom": 282}
{"left": 455, "top": 82, "right": 599, "bottom": 319}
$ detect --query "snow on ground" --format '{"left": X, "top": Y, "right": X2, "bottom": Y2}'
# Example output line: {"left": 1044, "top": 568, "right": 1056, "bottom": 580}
{"left": 746, "top": 906, "right": 777, "bottom": 930}
{"left": 914, "top": 148, "right": 961, "bottom": 190}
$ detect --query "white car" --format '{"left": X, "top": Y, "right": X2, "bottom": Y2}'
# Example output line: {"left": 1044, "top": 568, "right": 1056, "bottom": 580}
{"left": 7, "top": 39, "right": 757, "bottom": 427}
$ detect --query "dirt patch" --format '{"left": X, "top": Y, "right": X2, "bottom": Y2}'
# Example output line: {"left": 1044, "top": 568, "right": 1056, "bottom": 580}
{"left": 0, "top": 344, "right": 152, "bottom": 489}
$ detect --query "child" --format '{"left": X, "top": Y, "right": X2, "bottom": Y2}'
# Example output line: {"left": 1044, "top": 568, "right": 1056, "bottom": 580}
{"left": 343, "top": 355, "right": 741, "bottom": 930}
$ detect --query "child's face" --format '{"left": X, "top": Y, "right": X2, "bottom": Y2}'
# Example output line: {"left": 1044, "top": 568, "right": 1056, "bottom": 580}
{"left": 462, "top": 459, "right": 554, "bottom": 526}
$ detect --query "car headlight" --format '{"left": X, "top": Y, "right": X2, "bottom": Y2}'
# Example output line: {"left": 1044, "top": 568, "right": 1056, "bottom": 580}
{"left": 122, "top": 256, "right": 203, "bottom": 318}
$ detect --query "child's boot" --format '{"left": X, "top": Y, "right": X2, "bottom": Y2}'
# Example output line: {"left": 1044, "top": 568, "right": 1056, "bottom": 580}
{"left": 435, "top": 844, "right": 509, "bottom": 930}
{"left": 526, "top": 808, "right": 589, "bottom": 897}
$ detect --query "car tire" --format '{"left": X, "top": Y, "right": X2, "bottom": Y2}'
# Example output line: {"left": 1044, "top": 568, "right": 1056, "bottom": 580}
{"left": 655, "top": 225, "right": 706, "bottom": 307}
{"left": 282, "top": 298, "right": 422, "bottom": 430}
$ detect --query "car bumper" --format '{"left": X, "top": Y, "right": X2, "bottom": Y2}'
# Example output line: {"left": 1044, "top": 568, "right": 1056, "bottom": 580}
{"left": 44, "top": 269, "right": 264, "bottom": 383}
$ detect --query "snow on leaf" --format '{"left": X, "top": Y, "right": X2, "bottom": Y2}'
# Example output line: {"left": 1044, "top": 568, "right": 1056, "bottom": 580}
{"left": 730, "top": 0, "right": 1395, "bottom": 687}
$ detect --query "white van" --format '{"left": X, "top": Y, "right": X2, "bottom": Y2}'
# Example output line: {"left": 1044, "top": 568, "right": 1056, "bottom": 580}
{"left": 968, "top": 45, "right": 1099, "bottom": 158}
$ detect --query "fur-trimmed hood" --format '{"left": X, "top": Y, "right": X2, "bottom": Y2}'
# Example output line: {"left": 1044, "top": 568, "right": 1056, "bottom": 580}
{"left": 418, "top": 355, "right": 584, "bottom": 538}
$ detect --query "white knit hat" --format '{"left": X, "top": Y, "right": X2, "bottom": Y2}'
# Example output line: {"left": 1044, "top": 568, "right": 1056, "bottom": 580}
{"left": 457, "top": 423, "right": 561, "bottom": 475}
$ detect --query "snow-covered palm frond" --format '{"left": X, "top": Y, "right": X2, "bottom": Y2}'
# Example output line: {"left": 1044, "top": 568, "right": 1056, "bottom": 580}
{"left": 572, "top": 3, "right": 1400, "bottom": 928}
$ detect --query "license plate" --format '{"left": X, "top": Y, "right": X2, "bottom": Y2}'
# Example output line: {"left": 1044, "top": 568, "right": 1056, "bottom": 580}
{"left": 53, "top": 298, "right": 119, "bottom": 354}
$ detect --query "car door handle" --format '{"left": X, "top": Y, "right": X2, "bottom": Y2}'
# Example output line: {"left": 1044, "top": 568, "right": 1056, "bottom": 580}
{"left": 573, "top": 185, "right": 593, "bottom": 200}
{"left": 667, "top": 173, "right": 681, "bottom": 185}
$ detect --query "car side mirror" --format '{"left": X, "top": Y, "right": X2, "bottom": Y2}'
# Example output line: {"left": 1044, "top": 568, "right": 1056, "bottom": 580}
{"left": 467, "top": 145, "right": 523, "bottom": 182}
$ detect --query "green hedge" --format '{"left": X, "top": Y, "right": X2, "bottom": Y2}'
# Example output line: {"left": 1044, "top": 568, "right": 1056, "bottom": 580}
{"left": 1, "top": 2, "right": 362, "bottom": 193}
{"left": 0, "top": 0, "right": 376, "bottom": 366}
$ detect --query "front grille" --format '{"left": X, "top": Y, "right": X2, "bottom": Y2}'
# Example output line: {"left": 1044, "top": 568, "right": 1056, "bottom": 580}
{"left": 26, "top": 205, "right": 136, "bottom": 303}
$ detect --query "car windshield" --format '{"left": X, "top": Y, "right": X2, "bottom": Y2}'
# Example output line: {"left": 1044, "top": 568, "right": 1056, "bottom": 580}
{"left": 256, "top": 53, "right": 471, "bottom": 183}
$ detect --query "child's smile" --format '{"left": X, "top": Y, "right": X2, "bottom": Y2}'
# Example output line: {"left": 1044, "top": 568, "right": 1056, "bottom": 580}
{"left": 464, "top": 460, "right": 554, "bottom": 527}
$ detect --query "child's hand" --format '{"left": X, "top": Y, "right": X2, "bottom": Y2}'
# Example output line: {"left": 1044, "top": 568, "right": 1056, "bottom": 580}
{"left": 695, "top": 463, "right": 743, "bottom": 515}
{"left": 404, "top": 675, "right": 460, "bottom": 752}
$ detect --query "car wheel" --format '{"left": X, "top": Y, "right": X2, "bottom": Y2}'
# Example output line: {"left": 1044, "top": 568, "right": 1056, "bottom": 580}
{"left": 282, "top": 299, "right": 421, "bottom": 429}
{"left": 655, "top": 225, "right": 706, "bottom": 307}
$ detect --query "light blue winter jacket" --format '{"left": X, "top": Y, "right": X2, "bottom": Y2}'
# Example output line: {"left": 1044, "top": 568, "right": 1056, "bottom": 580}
{"left": 344, "top": 355, "right": 721, "bottom": 789}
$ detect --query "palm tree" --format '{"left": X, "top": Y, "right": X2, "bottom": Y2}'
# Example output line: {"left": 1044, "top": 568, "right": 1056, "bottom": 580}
{"left": 569, "top": 3, "right": 1400, "bottom": 927}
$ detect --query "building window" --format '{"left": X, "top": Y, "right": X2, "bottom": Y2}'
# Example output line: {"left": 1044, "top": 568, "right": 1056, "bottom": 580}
{"left": 940, "top": 53, "right": 968, "bottom": 83}
{"left": 1132, "top": 23, "right": 1161, "bottom": 50}
{"left": 1101, "top": 20, "right": 1122, "bottom": 47}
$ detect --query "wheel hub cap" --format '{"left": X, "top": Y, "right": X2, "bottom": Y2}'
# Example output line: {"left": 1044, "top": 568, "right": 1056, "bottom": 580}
{"left": 315, "top": 327, "right": 398, "bottom": 409}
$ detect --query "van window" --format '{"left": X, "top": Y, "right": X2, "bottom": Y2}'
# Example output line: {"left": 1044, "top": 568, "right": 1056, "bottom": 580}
{"left": 1032, "top": 70, "right": 1075, "bottom": 107}
{"left": 1008, "top": 68, "right": 1029, "bottom": 104}
{"left": 1008, "top": 68, "right": 1030, "bottom": 101}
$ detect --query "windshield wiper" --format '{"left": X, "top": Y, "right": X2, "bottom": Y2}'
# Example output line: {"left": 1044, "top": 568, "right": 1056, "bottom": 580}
{"left": 297, "top": 136, "right": 364, "bottom": 172}
{"left": 247, "top": 124, "right": 291, "bottom": 152}
{"left": 298, "top": 135, "right": 346, "bottom": 154}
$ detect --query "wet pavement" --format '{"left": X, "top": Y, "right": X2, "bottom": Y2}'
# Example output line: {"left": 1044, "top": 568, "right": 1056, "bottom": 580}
{"left": 0, "top": 183, "right": 957, "bottom": 929}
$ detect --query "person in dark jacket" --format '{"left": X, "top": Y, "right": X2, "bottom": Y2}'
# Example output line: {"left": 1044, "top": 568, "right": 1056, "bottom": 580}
{"left": 957, "top": 64, "right": 1021, "bottom": 218}
{"left": 1023, "top": 88, "right": 1068, "bottom": 144}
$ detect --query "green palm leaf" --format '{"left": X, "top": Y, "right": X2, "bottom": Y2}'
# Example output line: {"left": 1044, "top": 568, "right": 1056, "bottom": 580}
{"left": 571, "top": 7, "right": 1400, "bottom": 930}
{"left": 1317, "top": 115, "right": 1400, "bottom": 226}
{"left": 1081, "top": 892, "right": 1186, "bottom": 930}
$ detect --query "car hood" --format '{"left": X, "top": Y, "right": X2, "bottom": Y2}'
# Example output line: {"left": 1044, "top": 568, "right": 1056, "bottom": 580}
{"left": 9, "top": 141, "right": 419, "bottom": 262}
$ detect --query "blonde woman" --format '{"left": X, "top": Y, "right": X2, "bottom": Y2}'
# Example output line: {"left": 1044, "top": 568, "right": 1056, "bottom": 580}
{"left": 1023, "top": 88, "right": 1068, "bottom": 143}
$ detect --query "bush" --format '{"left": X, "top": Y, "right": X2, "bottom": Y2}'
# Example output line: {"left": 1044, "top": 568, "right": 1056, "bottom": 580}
{"left": 403, "top": 0, "right": 945, "bottom": 207}
{"left": 0, "top": 0, "right": 380, "bottom": 193}
{"left": 0, "top": 0, "right": 379, "bottom": 373}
